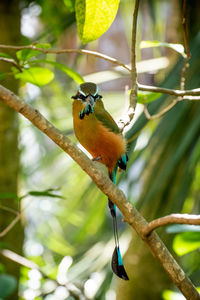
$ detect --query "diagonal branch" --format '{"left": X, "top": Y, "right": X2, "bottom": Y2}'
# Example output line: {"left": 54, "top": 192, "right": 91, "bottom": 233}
{"left": 143, "top": 214, "right": 200, "bottom": 236}
{"left": 0, "top": 205, "right": 21, "bottom": 238}
{"left": 0, "top": 84, "right": 199, "bottom": 300}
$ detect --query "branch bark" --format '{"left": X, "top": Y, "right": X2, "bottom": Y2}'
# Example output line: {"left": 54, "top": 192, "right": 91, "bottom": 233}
{"left": 0, "top": 84, "right": 199, "bottom": 300}
{"left": 143, "top": 214, "right": 200, "bottom": 236}
{"left": 118, "top": 0, "right": 140, "bottom": 131}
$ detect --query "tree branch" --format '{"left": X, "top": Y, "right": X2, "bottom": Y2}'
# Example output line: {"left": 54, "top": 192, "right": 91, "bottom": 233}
{"left": 0, "top": 44, "right": 130, "bottom": 72}
{"left": 180, "top": 0, "right": 190, "bottom": 92}
{"left": 138, "top": 83, "right": 200, "bottom": 96}
{"left": 143, "top": 214, "right": 200, "bottom": 236}
{"left": 0, "top": 85, "right": 199, "bottom": 300}
{"left": 118, "top": 0, "right": 140, "bottom": 131}
{"left": 0, "top": 57, "right": 22, "bottom": 72}
{"left": 0, "top": 44, "right": 200, "bottom": 100}
{"left": 0, "top": 205, "right": 21, "bottom": 238}
{"left": 143, "top": 99, "right": 178, "bottom": 120}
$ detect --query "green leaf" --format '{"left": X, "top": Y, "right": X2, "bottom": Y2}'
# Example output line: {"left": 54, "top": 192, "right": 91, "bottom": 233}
{"left": 0, "top": 192, "right": 19, "bottom": 200}
{"left": 173, "top": 232, "right": 200, "bottom": 256}
{"left": 0, "top": 274, "right": 17, "bottom": 298}
{"left": 29, "top": 59, "right": 84, "bottom": 84}
{"left": 15, "top": 67, "right": 54, "bottom": 86}
{"left": 137, "top": 91, "right": 162, "bottom": 104}
{"left": 28, "top": 188, "right": 64, "bottom": 199}
{"left": 0, "top": 52, "right": 12, "bottom": 58}
{"left": 140, "top": 40, "right": 186, "bottom": 57}
{"left": 0, "top": 72, "right": 6, "bottom": 80}
{"left": 34, "top": 43, "right": 51, "bottom": 49}
{"left": 16, "top": 49, "right": 40, "bottom": 62}
{"left": 75, "top": 0, "right": 120, "bottom": 44}
{"left": 63, "top": 0, "right": 75, "bottom": 12}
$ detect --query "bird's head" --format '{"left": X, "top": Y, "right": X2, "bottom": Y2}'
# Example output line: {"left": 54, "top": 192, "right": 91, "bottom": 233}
{"left": 72, "top": 82, "right": 102, "bottom": 108}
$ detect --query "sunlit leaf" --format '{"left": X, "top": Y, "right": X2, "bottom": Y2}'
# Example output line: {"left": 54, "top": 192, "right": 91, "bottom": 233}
{"left": 29, "top": 59, "right": 84, "bottom": 84}
{"left": 63, "top": 0, "right": 75, "bottom": 12}
{"left": 75, "top": 0, "right": 120, "bottom": 44}
{"left": 0, "top": 274, "right": 17, "bottom": 298}
{"left": 137, "top": 91, "right": 162, "bottom": 104}
{"left": 15, "top": 67, "right": 54, "bottom": 86}
{"left": 162, "top": 290, "right": 185, "bottom": 300}
{"left": 0, "top": 52, "right": 12, "bottom": 58}
{"left": 140, "top": 40, "right": 186, "bottom": 57}
{"left": 16, "top": 49, "right": 40, "bottom": 62}
{"left": 34, "top": 43, "right": 51, "bottom": 49}
{"left": 173, "top": 232, "right": 200, "bottom": 256}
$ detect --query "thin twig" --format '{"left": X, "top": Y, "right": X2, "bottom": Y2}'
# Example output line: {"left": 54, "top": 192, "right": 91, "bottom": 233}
{"left": 0, "top": 249, "right": 84, "bottom": 300}
{"left": 0, "top": 85, "right": 199, "bottom": 300}
{"left": 0, "top": 204, "right": 21, "bottom": 238}
{"left": 182, "top": 96, "right": 200, "bottom": 101}
{"left": 0, "top": 204, "right": 19, "bottom": 215}
{"left": 180, "top": 0, "right": 190, "bottom": 91}
{"left": 0, "top": 214, "right": 21, "bottom": 238}
{"left": 0, "top": 44, "right": 200, "bottom": 99}
{"left": 118, "top": 0, "right": 140, "bottom": 131}
{"left": 138, "top": 83, "right": 200, "bottom": 96}
{"left": 143, "top": 214, "right": 200, "bottom": 236}
{"left": 130, "top": 0, "right": 140, "bottom": 108}
{"left": 143, "top": 99, "right": 178, "bottom": 120}
{"left": 182, "top": 0, "right": 190, "bottom": 60}
{"left": 0, "top": 57, "right": 22, "bottom": 72}
{"left": 0, "top": 45, "right": 130, "bottom": 72}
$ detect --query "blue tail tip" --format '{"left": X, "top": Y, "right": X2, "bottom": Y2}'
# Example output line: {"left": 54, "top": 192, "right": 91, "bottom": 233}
{"left": 111, "top": 246, "right": 129, "bottom": 280}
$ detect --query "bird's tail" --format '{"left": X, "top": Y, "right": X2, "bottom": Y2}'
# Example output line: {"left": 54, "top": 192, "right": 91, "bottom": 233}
{"left": 108, "top": 157, "right": 129, "bottom": 281}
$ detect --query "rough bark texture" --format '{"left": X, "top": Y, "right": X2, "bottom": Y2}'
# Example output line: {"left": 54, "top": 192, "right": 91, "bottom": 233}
{"left": 0, "top": 1, "right": 24, "bottom": 299}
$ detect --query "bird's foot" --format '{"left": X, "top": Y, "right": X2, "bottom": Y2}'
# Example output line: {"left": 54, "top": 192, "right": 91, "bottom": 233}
{"left": 92, "top": 155, "right": 102, "bottom": 162}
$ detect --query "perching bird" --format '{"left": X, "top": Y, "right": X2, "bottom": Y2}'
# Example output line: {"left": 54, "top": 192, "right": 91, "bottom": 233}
{"left": 72, "top": 82, "right": 129, "bottom": 280}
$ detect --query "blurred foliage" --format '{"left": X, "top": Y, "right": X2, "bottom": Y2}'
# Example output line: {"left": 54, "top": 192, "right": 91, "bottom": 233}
{"left": 0, "top": 274, "right": 17, "bottom": 299}
{"left": 0, "top": 0, "right": 200, "bottom": 300}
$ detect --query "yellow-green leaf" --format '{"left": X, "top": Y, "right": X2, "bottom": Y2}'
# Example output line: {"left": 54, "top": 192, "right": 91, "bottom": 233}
{"left": 16, "top": 49, "right": 40, "bottom": 62}
{"left": 140, "top": 40, "right": 186, "bottom": 57}
{"left": 138, "top": 91, "right": 162, "bottom": 104}
{"left": 15, "top": 67, "right": 54, "bottom": 86}
{"left": 173, "top": 232, "right": 200, "bottom": 256}
{"left": 29, "top": 59, "right": 84, "bottom": 84}
{"left": 75, "top": 0, "right": 120, "bottom": 44}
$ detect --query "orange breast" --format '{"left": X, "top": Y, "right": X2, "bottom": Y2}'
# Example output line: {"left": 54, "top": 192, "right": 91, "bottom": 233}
{"left": 72, "top": 100, "right": 126, "bottom": 172}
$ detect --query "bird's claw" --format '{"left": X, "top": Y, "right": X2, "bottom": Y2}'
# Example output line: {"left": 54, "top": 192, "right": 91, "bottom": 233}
{"left": 92, "top": 155, "right": 102, "bottom": 162}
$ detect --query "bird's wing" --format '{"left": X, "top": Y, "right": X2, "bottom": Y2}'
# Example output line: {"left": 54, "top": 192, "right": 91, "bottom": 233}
{"left": 94, "top": 100, "right": 120, "bottom": 134}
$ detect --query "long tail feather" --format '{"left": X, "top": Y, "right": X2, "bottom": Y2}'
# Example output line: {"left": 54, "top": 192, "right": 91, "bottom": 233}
{"left": 108, "top": 168, "right": 129, "bottom": 281}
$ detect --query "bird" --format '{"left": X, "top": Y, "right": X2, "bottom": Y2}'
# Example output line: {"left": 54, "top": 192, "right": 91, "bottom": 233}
{"left": 72, "top": 82, "right": 129, "bottom": 280}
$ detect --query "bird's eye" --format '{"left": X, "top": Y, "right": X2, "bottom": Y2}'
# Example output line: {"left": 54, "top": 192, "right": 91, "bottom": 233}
{"left": 77, "top": 93, "right": 86, "bottom": 101}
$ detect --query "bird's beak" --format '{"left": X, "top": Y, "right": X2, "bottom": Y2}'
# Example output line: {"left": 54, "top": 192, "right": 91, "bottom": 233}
{"left": 86, "top": 95, "right": 95, "bottom": 107}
